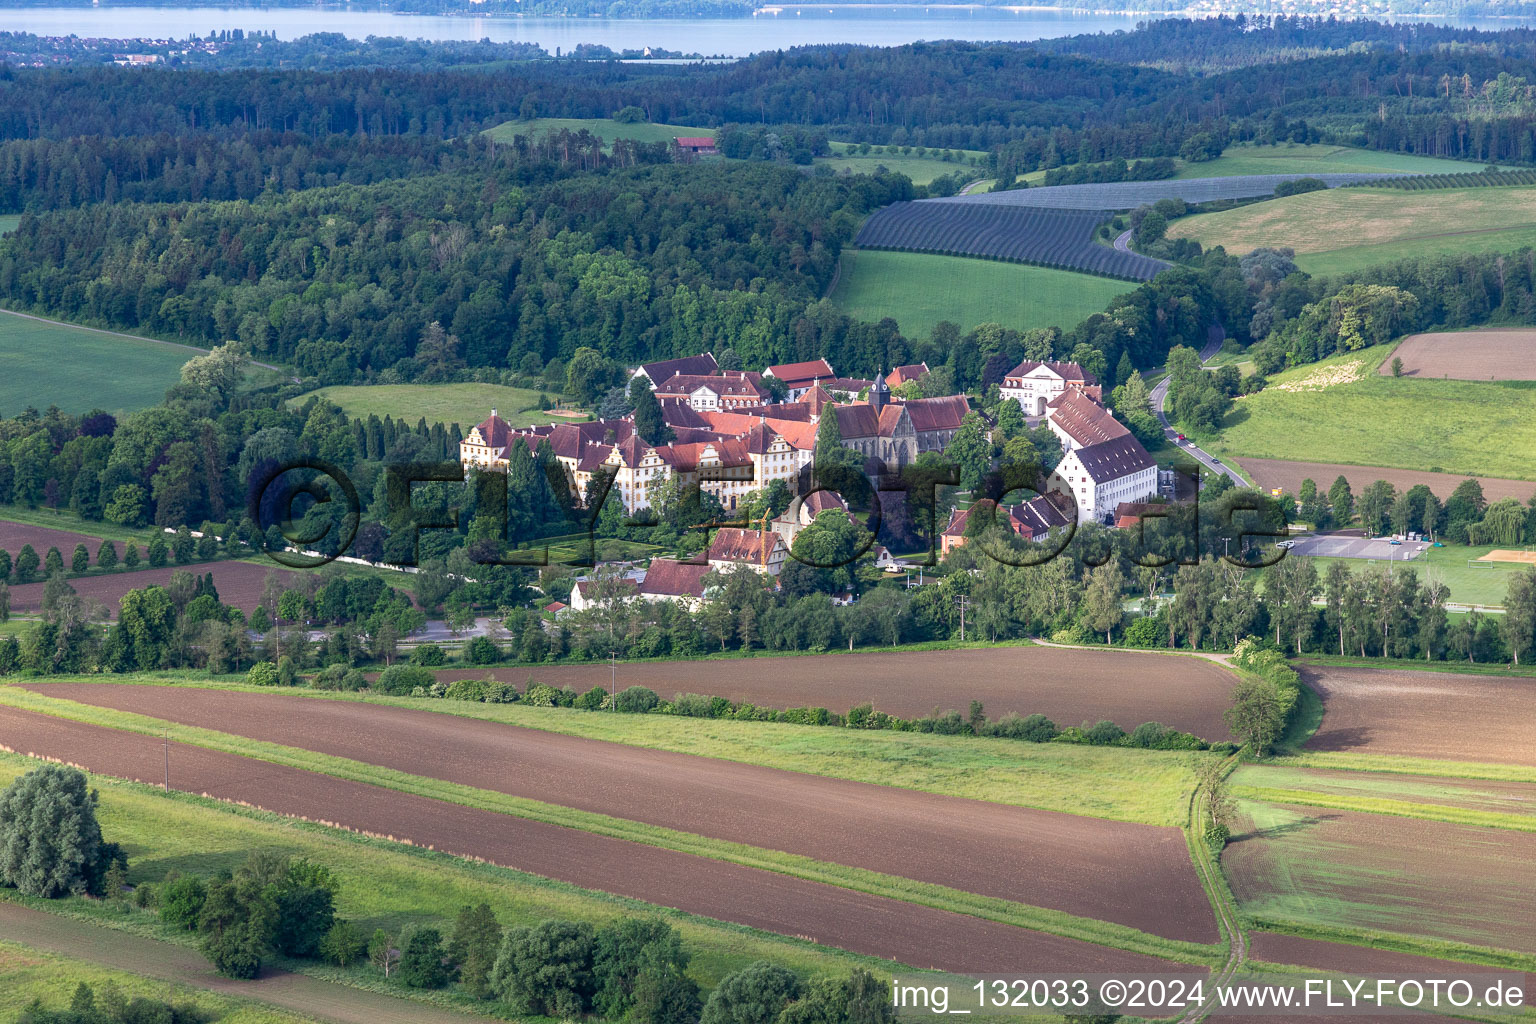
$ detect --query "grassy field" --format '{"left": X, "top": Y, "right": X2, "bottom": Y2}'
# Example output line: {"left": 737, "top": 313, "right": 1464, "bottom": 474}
{"left": 293, "top": 383, "right": 573, "bottom": 431}
{"left": 820, "top": 142, "right": 988, "bottom": 186}
{"left": 0, "top": 503, "right": 165, "bottom": 546}
{"left": 0, "top": 214, "right": 19, "bottom": 236}
{"left": 483, "top": 117, "right": 709, "bottom": 148}
{"left": 0, "top": 310, "right": 203, "bottom": 416}
{"left": 1176, "top": 143, "right": 1494, "bottom": 180}
{"left": 1232, "top": 764, "right": 1536, "bottom": 830}
{"left": 830, "top": 249, "right": 1131, "bottom": 339}
{"left": 1301, "top": 542, "right": 1526, "bottom": 610}
{"left": 1191, "top": 344, "right": 1536, "bottom": 483}
{"left": 0, "top": 940, "right": 312, "bottom": 1024}
{"left": 1165, "top": 185, "right": 1536, "bottom": 276}
{"left": 0, "top": 751, "right": 889, "bottom": 990}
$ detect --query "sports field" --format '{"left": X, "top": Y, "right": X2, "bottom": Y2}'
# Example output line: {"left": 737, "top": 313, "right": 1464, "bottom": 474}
{"left": 483, "top": 117, "right": 711, "bottom": 148}
{"left": 1175, "top": 143, "right": 1490, "bottom": 180}
{"left": 0, "top": 309, "right": 200, "bottom": 415}
{"left": 821, "top": 142, "right": 988, "bottom": 186}
{"left": 1195, "top": 345, "right": 1536, "bottom": 482}
{"left": 829, "top": 249, "right": 1130, "bottom": 338}
{"left": 1298, "top": 542, "right": 1527, "bottom": 609}
{"left": 293, "top": 382, "right": 571, "bottom": 430}
{"left": 1164, "top": 185, "right": 1536, "bottom": 276}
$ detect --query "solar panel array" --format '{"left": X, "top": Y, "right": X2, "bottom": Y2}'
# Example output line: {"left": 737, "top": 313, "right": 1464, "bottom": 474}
{"left": 852, "top": 172, "right": 1413, "bottom": 281}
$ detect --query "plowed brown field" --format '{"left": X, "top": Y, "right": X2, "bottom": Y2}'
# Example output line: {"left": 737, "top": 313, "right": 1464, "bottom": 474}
{"left": 0, "top": 520, "right": 118, "bottom": 563}
{"left": 0, "top": 706, "right": 1209, "bottom": 975}
{"left": 418, "top": 646, "right": 1239, "bottom": 739}
{"left": 8, "top": 562, "right": 302, "bottom": 616}
{"left": 1224, "top": 803, "right": 1536, "bottom": 955}
{"left": 28, "top": 684, "right": 1217, "bottom": 943}
{"left": 1238, "top": 459, "right": 1535, "bottom": 503}
{"left": 1383, "top": 329, "right": 1536, "bottom": 380}
{"left": 1299, "top": 665, "right": 1536, "bottom": 764}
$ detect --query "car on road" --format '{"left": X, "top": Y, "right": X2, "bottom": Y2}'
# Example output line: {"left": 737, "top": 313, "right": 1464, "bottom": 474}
{"left": 1275, "top": 540, "right": 1295, "bottom": 549}
{"left": 1176, "top": 434, "right": 1185, "bottom": 441}
{"left": 1389, "top": 539, "right": 1402, "bottom": 546}
{"left": 1210, "top": 457, "right": 1221, "bottom": 464}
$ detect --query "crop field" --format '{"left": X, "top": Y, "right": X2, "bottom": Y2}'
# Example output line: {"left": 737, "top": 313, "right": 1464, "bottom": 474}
{"left": 1223, "top": 799, "right": 1536, "bottom": 955}
{"left": 821, "top": 142, "right": 987, "bottom": 186}
{"left": 1177, "top": 144, "right": 1491, "bottom": 180}
{"left": 7, "top": 561, "right": 305, "bottom": 616}
{"left": 0, "top": 750, "right": 889, "bottom": 988}
{"left": 0, "top": 520, "right": 126, "bottom": 564}
{"left": 0, "top": 309, "right": 201, "bottom": 416}
{"left": 1297, "top": 665, "right": 1536, "bottom": 765}
{"left": 419, "top": 644, "right": 1240, "bottom": 740}
{"left": 1246, "top": 932, "right": 1516, "bottom": 980}
{"left": 483, "top": 117, "right": 710, "bottom": 148}
{"left": 1383, "top": 329, "right": 1536, "bottom": 381}
{"left": 1232, "top": 764, "right": 1536, "bottom": 821}
{"left": 294, "top": 382, "right": 568, "bottom": 430}
{"left": 937, "top": 172, "right": 1403, "bottom": 212}
{"left": 829, "top": 249, "right": 1130, "bottom": 337}
{"left": 0, "top": 707, "right": 1214, "bottom": 976}
{"left": 1164, "top": 185, "right": 1536, "bottom": 277}
{"left": 854, "top": 201, "right": 1165, "bottom": 280}
{"left": 30, "top": 683, "right": 1217, "bottom": 942}
{"left": 1197, "top": 345, "right": 1536, "bottom": 482}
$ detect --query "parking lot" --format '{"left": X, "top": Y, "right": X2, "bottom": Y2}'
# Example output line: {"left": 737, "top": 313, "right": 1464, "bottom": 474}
{"left": 1285, "top": 534, "right": 1431, "bottom": 561}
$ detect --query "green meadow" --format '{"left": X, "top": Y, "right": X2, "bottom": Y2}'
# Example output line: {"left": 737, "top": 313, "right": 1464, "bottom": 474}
{"left": 830, "top": 249, "right": 1130, "bottom": 340}
{"left": 0, "top": 311, "right": 201, "bottom": 416}
{"left": 820, "top": 142, "right": 988, "bottom": 186}
{"left": 1175, "top": 143, "right": 1493, "bottom": 180}
{"left": 483, "top": 117, "right": 710, "bottom": 148}
{"left": 292, "top": 382, "right": 572, "bottom": 431}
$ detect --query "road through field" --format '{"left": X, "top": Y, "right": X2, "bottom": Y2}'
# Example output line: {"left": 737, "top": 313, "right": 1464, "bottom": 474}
{"left": 0, "top": 903, "right": 494, "bottom": 1024}
{"left": 419, "top": 645, "right": 1240, "bottom": 740}
{"left": 1299, "top": 665, "right": 1536, "bottom": 765}
{"left": 28, "top": 684, "right": 1217, "bottom": 943}
{"left": 0, "top": 706, "right": 1210, "bottom": 975}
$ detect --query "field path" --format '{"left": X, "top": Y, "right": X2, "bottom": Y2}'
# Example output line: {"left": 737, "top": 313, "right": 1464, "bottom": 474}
{"left": 0, "top": 902, "right": 493, "bottom": 1024}
{"left": 0, "top": 706, "right": 1212, "bottom": 974}
{"left": 27, "top": 684, "right": 1217, "bottom": 943}
{"left": 0, "top": 307, "right": 291, "bottom": 377}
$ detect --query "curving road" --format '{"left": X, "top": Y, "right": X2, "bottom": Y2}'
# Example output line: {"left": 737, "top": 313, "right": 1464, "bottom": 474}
{"left": 1148, "top": 327, "right": 1245, "bottom": 488}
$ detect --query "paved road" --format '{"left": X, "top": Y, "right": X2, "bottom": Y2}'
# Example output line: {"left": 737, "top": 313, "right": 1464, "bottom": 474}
{"left": 1113, "top": 228, "right": 1134, "bottom": 252}
{"left": 0, "top": 902, "right": 494, "bottom": 1024}
{"left": 1148, "top": 327, "right": 1245, "bottom": 488}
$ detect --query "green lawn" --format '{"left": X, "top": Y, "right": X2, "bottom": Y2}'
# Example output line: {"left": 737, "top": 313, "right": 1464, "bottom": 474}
{"left": 0, "top": 310, "right": 201, "bottom": 417}
{"left": 0, "top": 751, "right": 891, "bottom": 991}
{"left": 830, "top": 249, "right": 1131, "bottom": 340}
{"left": 1175, "top": 143, "right": 1495, "bottom": 179}
{"left": 820, "top": 142, "right": 988, "bottom": 186}
{"left": 1192, "top": 344, "right": 1536, "bottom": 483}
{"left": 483, "top": 117, "right": 710, "bottom": 148}
{"left": 1166, "top": 184, "right": 1536, "bottom": 276}
{"left": 292, "top": 383, "right": 573, "bottom": 431}
{"left": 1302, "top": 542, "right": 1527, "bottom": 610}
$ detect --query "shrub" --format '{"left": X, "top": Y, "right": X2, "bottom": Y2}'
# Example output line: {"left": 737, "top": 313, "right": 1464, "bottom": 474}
{"left": 701, "top": 961, "right": 800, "bottom": 1024}
{"left": 246, "top": 662, "right": 279, "bottom": 687}
{"left": 398, "top": 927, "right": 450, "bottom": 989}
{"left": 522, "top": 683, "right": 566, "bottom": 706}
{"left": 466, "top": 636, "right": 502, "bottom": 664}
{"left": 1123, "top": 616, "right": 1163, "bottom": 648}
{"left": 320, "top": 920, "right": 366, "bottom": 967}
{"left": 1083, "top": 720, "right": 1127, "bottom": 745}
{"left": 410, "top": 644, "right": 446, "bottom": 666}
{"left": 573, "top": 686, "right": 608, "bottom": 710}
{"left": 311, "top": 664, "right": 349, "bottom": 690}
{"left": 277, "top": 655, "right": 297, "bottom": 687}
{"left": 614, "top": 686, "right": 660, "bottom": 713}
{"left": 989, "top": 712, "right": 1059, "bottom": 742}
{"left": 444, "top": 678, "right": 518, "bottom": 703}
{"left": 374, "top": 664, "right": 434, "bottom": 695}
{"left": 0, "top": 765, "right": 122, "bottom": 897}
{"left": 778, "top": 706, "right": 832, "bottom": 726}
{"left": 159, "top": 875, "right": 207, "bottom": 930}
{"left": 491, "top": 919, "right": 597, "bottom": 1016}
{"left": 340, "top": 668, "right": 369, "bottom": 691}
{"left": 670, "top": 693, "right": 716, "bottom": 717}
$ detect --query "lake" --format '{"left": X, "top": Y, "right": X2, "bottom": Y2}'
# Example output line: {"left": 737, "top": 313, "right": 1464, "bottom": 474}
{"left": 0, "top": 5, "right": 1176, "bottom": 55}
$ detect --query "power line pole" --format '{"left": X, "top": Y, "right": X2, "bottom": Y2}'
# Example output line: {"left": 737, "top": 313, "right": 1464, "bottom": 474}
{"left": 955, "top": 595, "right": 969, "bottom": 643}
{"left": 163, "top": 726, "right": 169, "bottom": 792}
{"left": 610, "top": 651, "right": 616, "bottom": 711}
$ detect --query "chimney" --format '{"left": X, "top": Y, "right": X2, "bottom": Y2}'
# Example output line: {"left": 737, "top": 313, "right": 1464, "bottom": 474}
{"left": 491, "top": 408, "right": 497, "bottom": 419}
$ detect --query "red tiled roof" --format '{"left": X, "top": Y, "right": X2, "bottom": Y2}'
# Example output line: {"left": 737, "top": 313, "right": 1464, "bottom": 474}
{"left": 900, "top": 395, "right": 970, "bottom": 433}
{"left": 655, "top": 371, "right": 766, "bottom": 400}
{"left": 1072, "top": 435, "right": 1156, "bottom": 482}
{"left": 640, "top": 353, "right": 717, "bottom": 381}
{"left": 707, "top": 528, "right": 781, "bottom": 565}
{"left": 886, "top": 363, "right": 929, "bottom": 387}
{"left": 544, "top": 601, "right": 568, "bottom": 612}
{"left": 1049, "top": 390, "right": 1129, "bottom": 448}
{"left": 471, "top": 412, "right": 511, "bottom": 450}
{"left": 1005, "top": 360, "right": 1097, "bottom": 386}
{"left": 767, "top": 359, "right": 835, "bottom": 386}
{"left": 674, "top": 137, "right": 717, "bottom": 149}
{"left": 640, "top": 558, "right": 711, "bottom": 598}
